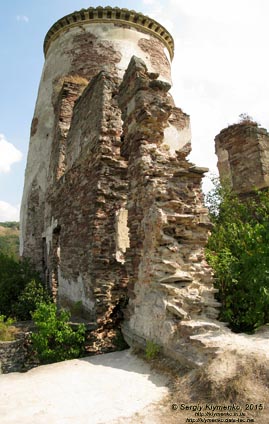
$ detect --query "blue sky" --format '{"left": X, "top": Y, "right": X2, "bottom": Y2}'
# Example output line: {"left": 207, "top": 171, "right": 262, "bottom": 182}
{"left": 1, "top": 0, "right": 269, "bottom": 221}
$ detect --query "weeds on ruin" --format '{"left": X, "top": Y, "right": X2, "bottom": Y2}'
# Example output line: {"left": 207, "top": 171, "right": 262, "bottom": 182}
{"left": 238, "top": 113, "right": 259, "bottom": 126}
{"left": 224, "top": 113, "right": 260, "bottom": 130}
{"left": 0, "top": 315, "right": 18, "bottom": 342}
{"left": 145, "top": 340, "right": 161, "bottom": 360}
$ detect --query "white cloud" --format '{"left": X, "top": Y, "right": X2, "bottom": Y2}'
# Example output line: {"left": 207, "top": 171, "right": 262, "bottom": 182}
{"left": 0, "top": 134, "right": 23, "bottom": 173}
{"left": 0, "top": 201, "right": 20, "bottom": 222}
{"left": 16, "top": 15, "right": 29, "bottom": 23}
{"left": 139, "top": 0, "right": 269, "bottom": 182}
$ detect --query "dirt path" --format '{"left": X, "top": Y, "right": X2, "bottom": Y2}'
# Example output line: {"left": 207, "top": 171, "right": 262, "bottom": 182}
{"left": 0, "top": 349, "right": 171, "bottom": 424}
{"left": 1, "top": 347, "right": 268, "bottom": 424}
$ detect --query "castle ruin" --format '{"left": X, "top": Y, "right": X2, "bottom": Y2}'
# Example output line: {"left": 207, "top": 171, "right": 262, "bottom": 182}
{"left": 215, "top": 120, "right": 269, "bottom": 194}
{"left": 21, "top": 6, "right": 229, "bottom": 365}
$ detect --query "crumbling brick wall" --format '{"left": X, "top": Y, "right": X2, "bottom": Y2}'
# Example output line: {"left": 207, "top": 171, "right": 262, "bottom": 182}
{"left": 215, "top": 123, "right": 269, "bottom": 194}
{"left": 44, "top": 72, "right": 129, "bottom": 350}
{"left": 49, "top": 80, "right": 87, "bottom": 184}
{"left": 117, "top": 57, "right": 221, "bottom": 367}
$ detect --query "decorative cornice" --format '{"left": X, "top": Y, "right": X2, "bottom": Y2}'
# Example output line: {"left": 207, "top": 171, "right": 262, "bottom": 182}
{"left": 43, "top": 6, "right": 174, "bottom": 60}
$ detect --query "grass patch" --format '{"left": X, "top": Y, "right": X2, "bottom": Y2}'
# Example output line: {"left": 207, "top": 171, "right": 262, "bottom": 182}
{"left": 0, "top": 315, "right": 18, "bottom": 342}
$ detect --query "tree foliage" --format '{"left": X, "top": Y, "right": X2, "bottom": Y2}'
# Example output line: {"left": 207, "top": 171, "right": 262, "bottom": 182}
{"left": 0, "top": 253, "right": 50, "bottom": 320}
{"left": 13, "top": 279, "right": 51, "bottom": 321}
{"left": 31, "top": 303, "right": 86, "bottom": 364}
{"left": 206, "top": 180, "right": 269, "bottom": 333}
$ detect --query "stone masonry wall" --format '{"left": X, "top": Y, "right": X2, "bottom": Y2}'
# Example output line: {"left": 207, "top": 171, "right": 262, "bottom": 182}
{"left": 118, "top": 57, "right": 222, "bottom": 367}
{"left": 0, "top": 338, "right": 26, "bottom": 374}
{"left": 215, "top": 123, "right": 269, "bottom": 194}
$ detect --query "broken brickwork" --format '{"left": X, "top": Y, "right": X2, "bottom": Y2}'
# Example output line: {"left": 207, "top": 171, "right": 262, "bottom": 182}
{"left": 49, "top": 80, "right": 87, "bottom": 183}
{"left": 117, "top": 57, "right": 221, "bottom": 366}
{"left": 44, "top": 73, "right": 129, "bottom": 352}
{"left": 215, "top": 122, "right": 269, "bottom": 194}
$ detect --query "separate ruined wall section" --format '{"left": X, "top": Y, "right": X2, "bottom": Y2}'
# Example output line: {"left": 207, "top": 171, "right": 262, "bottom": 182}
{"left": 215, "top": 123, "right": 269, "bottom": 194}
{"left": 118, "top": 57, "right": 223, "bottom": 367}
{"left": 43, "top": 72, "right": 129, "bottom": 350}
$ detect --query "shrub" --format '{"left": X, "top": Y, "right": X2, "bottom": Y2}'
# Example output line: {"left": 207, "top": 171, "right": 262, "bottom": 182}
{"left": 0, "top": 315, "right": 18, "bottom": 341}
{"left": 13, "top": 279, "right": 51, "bottom": 321}
{"left": 238, "top": 113, "right": 259, "bottom": 126}
{"left": 31, "top": 303, "right": 86, "bottom": 364}
{"left": 206, "top": 180, "right": 269, "bottom": 333}
{"left": 0, "top": 254, "right": 48, "bottom": 319}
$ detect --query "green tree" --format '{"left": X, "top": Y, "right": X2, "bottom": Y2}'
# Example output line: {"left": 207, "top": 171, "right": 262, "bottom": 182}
{"left": 31, "top": 303, "right": 86, "bottom": 364}
{"left": 0, "top": 253, "right": 49, "bottom": 319}
{"left": 13, "top": 279, "right": 51, "bottom": 321}
{"left": 206, "top": 180, "right": 269, "bottom": 333}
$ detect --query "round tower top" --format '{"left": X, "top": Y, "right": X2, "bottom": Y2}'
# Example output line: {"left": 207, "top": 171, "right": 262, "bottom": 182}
{"left": 44, "top": 6, "right": 174, "bottom": 60}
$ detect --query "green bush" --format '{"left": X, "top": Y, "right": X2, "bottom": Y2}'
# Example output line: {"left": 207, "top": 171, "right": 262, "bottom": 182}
{"left": 31, "top": 303, "right": 86, "bottom": 364}
{"left": 206, "top": 180, "right": 269, "bottom": 333}
{"left": 13, "top": 279, "right": 51, "bottom": 321}
{"left": 0, "top": 253, "right": 49, "bottom": 320}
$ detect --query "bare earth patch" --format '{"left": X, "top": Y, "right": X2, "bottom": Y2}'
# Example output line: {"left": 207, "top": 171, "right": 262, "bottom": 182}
{"left": 0, "top": 340, "right": 268, "bottom": 424}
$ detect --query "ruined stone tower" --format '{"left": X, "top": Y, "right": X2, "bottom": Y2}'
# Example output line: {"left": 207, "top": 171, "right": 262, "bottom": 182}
{"left": 21, "top": 6, "right": 220, "bottom": 363}
{"left": 20, "top": 6, "right": 176, "bottom": 306}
